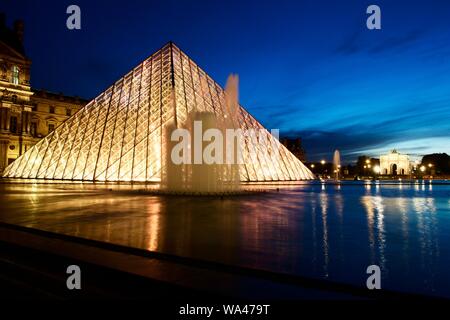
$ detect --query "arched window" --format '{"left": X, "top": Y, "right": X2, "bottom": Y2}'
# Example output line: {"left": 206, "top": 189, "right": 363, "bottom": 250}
{"left": 11, "top": 65, "right": 19, "bottom": 85}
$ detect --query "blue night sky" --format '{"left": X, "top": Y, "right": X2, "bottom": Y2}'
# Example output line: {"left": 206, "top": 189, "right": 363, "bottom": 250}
{"left": 2, "top": 0, "right": 450, "bottom": 162}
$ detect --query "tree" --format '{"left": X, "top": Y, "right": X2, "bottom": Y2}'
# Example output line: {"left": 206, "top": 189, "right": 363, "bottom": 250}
{"left": 421, "top": 153, "right": 450, "bottom": 174}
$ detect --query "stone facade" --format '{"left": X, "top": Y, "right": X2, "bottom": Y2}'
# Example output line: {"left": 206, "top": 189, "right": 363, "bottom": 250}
{"left": 0, "top": 14, "right": 87, "bottom": 173}
{"left": 380, "top": 149, "right": 411, "bottom": 175}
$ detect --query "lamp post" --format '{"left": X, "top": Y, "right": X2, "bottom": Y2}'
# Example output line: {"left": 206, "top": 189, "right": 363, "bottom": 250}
{"left": 374, "top": 165, "right": 380, "bottom": 173}
{"left": 365, "top": 159, "right": 371, "bottom": 177}
{"left": 417, "top": 165, "right": 426, "bottom": 180}
{"left": 428, "top": 163, "right": 433, "bottom": 177}
{"left": 373, "top": 165, "right": 380, "bottom": 179}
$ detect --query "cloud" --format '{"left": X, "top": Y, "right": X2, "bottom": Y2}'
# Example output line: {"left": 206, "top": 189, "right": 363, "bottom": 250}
{"left": 249, "top": 104, "right": 307, "bottom": 129}
{"left": 282, "top": 127, "right": 450, "bottom": 162}
{"left": 277, "top": 95, "right": 450, "bottom": 162}
{"left": 369, "top": 30, "right": 424, "bottom": 54}
{"left": 334, "top": 32, "right": 363, "bottom": 55}
{"left": 281, "top": 127, "right": 394, "bottom": 161}
{"left": 335, "top": 30, "right": 425, "bottom": 56}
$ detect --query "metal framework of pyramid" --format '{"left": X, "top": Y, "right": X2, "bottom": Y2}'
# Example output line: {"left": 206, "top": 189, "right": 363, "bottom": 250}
{"left": 3, "top": 43, "right": 314, "bottom": 182}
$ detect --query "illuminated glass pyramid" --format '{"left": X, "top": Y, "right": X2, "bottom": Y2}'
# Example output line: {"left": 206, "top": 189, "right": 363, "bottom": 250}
{"left": 3, "top": 43, "right": 314, "bottom": 182}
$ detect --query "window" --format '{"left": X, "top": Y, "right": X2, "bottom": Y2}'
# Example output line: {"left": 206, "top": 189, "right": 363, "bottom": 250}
{"left": 30, "top": 122, "right": 37, "bottom": 137}
{"left": 10, "top": 116, "right": 18, "bottom": 133}
{"left": 66, "top": 108, "right": 72, "bottom": 116}
{"left": 11, "top": 65, "right": 19, "bottom": 85}
{"left": 12, "top": 95, "right": 17, "bottom": 103}
{"left": 32, "top": 104, "right": 37, "bottom": 111}
{"left": 48, "top": 123, "right": 55, "bottom": 133}
{"left": 49, "top": 106, "right": 55, "bottom": 114}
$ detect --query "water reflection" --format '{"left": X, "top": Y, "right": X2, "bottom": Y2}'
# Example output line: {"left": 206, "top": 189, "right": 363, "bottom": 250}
{"left": 320, "top": 191, "right": 329, "bottom": 277}
{"left": 397, "top": 197, "right": 409, "bottom": 273}
{"left": 146, "top": 201, "right": 161, "bottom": 251}
{"left": 361, "top": 195, "right": 386, "bottom": 272}
{"left": 413, "top": 196, "right": 440, "bottom": 290}
{"left": 0, "top": 182, "right": 449, "bottom": 297}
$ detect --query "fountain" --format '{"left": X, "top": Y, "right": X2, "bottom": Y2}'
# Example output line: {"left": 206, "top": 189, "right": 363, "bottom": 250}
{"left": 161, "top": 75, "right": 242, "bottom": 195}
{"left": 333, "top": 149, "right": 341, "bottom": 181}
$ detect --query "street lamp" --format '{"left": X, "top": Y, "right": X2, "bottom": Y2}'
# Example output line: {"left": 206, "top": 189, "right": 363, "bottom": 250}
{"left": 420, "top": 165, "right": 426, "bottom": 172}
{"left": 320, "top": 160, "right": 326, "bottom": 176}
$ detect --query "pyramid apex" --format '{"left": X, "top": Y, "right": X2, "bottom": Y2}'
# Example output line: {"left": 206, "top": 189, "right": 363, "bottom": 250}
{"left": 159, "top": 41, "right": 180, "bottom": 53}
{"left": 168, "top": 41, "right": 181, "bottom": 50}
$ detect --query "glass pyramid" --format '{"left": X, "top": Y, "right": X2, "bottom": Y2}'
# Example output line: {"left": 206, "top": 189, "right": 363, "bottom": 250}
{"left": 3, "top": 43, "right": 314, "bottom": 182}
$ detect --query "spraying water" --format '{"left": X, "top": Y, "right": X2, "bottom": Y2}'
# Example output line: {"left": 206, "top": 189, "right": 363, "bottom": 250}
{"left": 162, "top": 75, "right": 241, "bottom": 194}
{"left": 333, "top": 149, "right": 341, "bottom": 181}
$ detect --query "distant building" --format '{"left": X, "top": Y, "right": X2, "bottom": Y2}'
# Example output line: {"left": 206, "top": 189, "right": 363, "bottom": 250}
{"left": 280, "top": 138, "right": 306, "bottom": 162}
{"left": 0, "top": 14, "right": 87, "bottom": 172}
{"left": 421, "top": 153, "right": 450, "bottom": 175}
{"left": 356, "top": 156, "right": 380, "bottom": 176}
{"left": 380, "top": 149, "right": 411, "bottom": 175}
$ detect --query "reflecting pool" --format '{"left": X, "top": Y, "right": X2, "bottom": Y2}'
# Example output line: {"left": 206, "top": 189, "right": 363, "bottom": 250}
{"left": 0, "top": 180, "right": 449, "bottom": 297}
